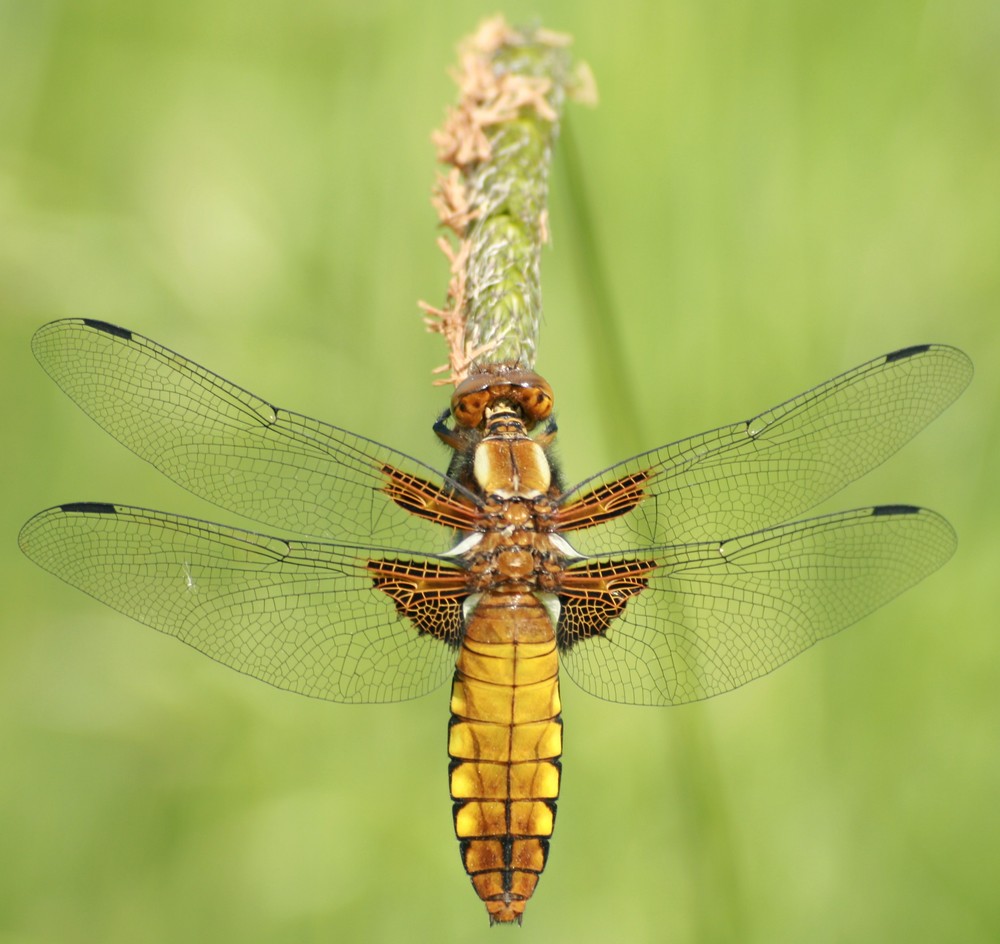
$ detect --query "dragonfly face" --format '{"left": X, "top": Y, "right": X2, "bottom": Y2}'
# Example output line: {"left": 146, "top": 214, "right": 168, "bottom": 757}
{"left": 19, "top": 320, "right": 972, "bottom": 924}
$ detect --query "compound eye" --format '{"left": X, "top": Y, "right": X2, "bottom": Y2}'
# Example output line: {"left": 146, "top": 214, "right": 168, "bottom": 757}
{"left": 515, "top": 378, "right": 554, "bottom": 426}
{"left": 523, "top": 387, "right": 553, "bottom": 422}
{"left": 452, "top": 389, "right": 490, "bottom": 428}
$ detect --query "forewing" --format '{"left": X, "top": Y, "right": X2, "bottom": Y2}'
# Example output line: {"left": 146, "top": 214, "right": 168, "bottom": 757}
{"left": 559, "top": 345, "right": 971, "bottom": 553}
{"left": 31, "top": 319, "right": 474, "bottom": 547}
{"left": 19, "top": 503, "right": 463, "bottom": 703}
{"left": 559, "top": 505, "right": 956, "bottom": 705}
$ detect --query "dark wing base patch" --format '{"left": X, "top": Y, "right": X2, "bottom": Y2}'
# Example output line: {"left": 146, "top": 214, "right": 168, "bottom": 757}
{"left": 557, "top": 559, "right": 657, "bottom": 648}
{"left": 368, "top": 558, "right": 468, "bottom": 644}
{"left": 381, "top": 464, "right": 479, "bottom": 532}
{"left": 552, "top": 472, "right": 651, "bottom": 532}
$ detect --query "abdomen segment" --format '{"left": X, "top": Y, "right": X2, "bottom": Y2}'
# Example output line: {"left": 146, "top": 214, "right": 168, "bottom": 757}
{"left": 447, "top": 591, "right": 562, "bottom": 924}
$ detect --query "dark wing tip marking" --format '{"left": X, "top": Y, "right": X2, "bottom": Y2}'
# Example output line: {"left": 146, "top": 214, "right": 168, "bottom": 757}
{"left": 58, "top": 501, "right": 118, "bottom": 515}
{"left": 81, "top": 319, "right": 133, "bottom": 341}
{"left": 871, "top": 503, "right": 921, "bottom": 516}
{"left": 884, "top": 343, "right": 931, "bottom": 363}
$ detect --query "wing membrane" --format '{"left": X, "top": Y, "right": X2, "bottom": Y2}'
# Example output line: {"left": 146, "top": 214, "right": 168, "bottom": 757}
{"left": 31, "top": 319, "right": 470, "bottom": 548}
{"left": 560, "top": 345, "right": 972, "bottom": 554}
{"left": 559, "top": 505, "right": 956, "bottom": 705}
{"left": 18, "top": 503, "right": 459, "bottom": 703}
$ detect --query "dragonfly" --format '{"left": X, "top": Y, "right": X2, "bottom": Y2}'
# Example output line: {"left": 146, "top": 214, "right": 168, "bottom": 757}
{"left": 19, "top": 319, "right": 971, "bottom": 924}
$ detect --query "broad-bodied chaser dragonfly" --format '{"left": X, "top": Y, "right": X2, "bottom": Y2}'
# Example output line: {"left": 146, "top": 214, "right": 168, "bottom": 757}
{"left": 19, "top": 319, "right": 971, "bottom": 923}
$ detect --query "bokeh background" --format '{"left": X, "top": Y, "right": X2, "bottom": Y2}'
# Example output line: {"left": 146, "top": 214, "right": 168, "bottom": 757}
{"left": 2, "top": 2, "right": 997, "bottom": 943}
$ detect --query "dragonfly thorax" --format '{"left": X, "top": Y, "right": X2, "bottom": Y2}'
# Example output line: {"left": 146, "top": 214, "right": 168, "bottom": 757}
{"left": 473, "top": 407, "right": 552, "bottom": 499}
{"left": 462, "top": 516, "right": 565, "bottom": 594}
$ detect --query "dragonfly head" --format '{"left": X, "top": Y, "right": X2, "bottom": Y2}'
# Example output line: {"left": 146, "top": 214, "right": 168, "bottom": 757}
{"left": 452, "top": 367, "right": 553, "bottom": 431}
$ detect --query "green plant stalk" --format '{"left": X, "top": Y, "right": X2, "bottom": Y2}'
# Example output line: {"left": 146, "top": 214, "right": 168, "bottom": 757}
{"left": 461, "top": 41, "right": 571, "bottom": 369}
{"left": 428, "top": 21, "right": 593, "bottom": 380}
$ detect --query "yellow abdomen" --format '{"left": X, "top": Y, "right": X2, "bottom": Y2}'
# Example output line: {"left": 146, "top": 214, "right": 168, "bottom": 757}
{"left": 448, "top": 590, "right": 562, "bottom": 924}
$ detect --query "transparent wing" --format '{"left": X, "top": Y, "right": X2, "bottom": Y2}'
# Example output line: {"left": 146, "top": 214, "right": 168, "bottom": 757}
{"left": 31, "top": 319, "right": 471, "bottom": 548}
{"left": 18, "top": 502, "right": 459, "bottom": 703}
{"left": 560, "top": 345, "right": 972, "bottom": 554}
{"left": 559, "top": 505, "right": 956, "bottom": 705}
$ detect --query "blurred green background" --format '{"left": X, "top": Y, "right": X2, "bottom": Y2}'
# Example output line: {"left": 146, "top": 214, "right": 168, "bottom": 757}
{"left": 2, "top": 1, "right": 997, "bottom": 942}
